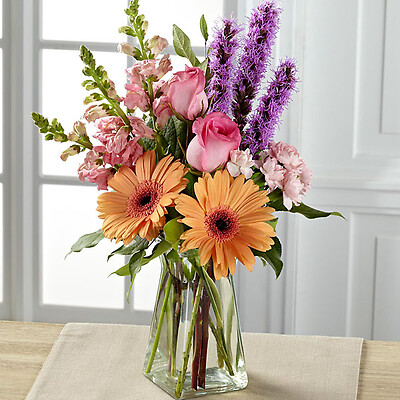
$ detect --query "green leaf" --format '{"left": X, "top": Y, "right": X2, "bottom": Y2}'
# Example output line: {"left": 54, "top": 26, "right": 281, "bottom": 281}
{"left": 164, "top": 218, "right": 184, "bottom": 250}
{"left": 267, "top": 218, "right": 278, "bottom": 230}
{"left": 290, "top": 203, "right": 345, "bottom": 219}
{"left": 166, "top": 249, "right": 181, "bottom": 263}
{"left": 198, "top": 59, "right": 208, "bottom": 72}
{"left": 109, "top": 263, "right": 130, "bottom": 277}
{"left": 107, "top": 236, "right": 149, "bottom": 261}
{"left": 269, "top": 190, "right": 345, "bottom": 220}
{"left": 253, "top": 237, "right": 284, "bottom": 278}
{"left": 126, "top": 250, "right": 146, "bottom": 301}
{"left": 200, "top": 15, "right": 208, "bottom": 42}
{"left": 162, "top": 116, "right": 187, "bottom": 159}
{"left": 142, "top": 240, "right": 172, "bottom": 265}
{"left": 172, "top": 24, "right": 200, "bottom": 67}
{"left": 66, "top": 229, "right": 104, "bottom": 258}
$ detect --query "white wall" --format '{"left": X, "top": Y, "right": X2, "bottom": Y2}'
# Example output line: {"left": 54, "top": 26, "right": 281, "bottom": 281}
{"left": 238, "top": 0, "right": 400, "bottom": 340}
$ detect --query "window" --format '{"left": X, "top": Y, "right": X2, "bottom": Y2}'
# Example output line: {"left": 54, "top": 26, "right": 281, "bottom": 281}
{"left": 1, "top": 0, "right": 231, "bottom": 324}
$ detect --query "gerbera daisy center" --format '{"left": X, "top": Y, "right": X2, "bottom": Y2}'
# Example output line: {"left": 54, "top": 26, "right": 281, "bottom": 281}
{"left": 126, "top": 180, "right": 163, "bottom": 218}
{"left": 205, "top": 205, "right": 240, "bottom": 242}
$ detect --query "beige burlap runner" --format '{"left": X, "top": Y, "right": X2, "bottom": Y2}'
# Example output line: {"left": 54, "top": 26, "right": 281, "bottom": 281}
{"left": 25, "top": 323, "right": 363, "bottom": 400}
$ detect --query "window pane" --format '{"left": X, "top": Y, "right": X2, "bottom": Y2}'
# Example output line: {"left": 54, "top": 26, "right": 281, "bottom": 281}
{"left": 41, "top": 49, "right": 127, "bottom": 177}
{"left": 133, "top": 258, "right": 161, "bottom": 311}
{"left": 41, "top": 184, "right": 125, "bottom": 309}
{"left": 42, "top": 0, "right": 128, "bottom": 43}
{"left": 0, "top": 0, "right": 2, "bottom": 39}
{"left": 0, "top": 50, "right": 2, "bottom": 173}
{"left": 140, "top": 0, "right": 224, "bottom": 47}
{"left": 0, "top": 185, "right": 3, "bottom": 302}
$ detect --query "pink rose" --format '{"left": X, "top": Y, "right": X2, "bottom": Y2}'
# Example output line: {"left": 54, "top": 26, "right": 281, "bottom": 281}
{"left": 187, "top": 112, "right": 241, "bottom": 172}
{"left": 168, "top": 66, "right": 208, "bottom": 120}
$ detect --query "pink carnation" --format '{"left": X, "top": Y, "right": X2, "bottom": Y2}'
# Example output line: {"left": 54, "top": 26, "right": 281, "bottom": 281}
{"left": 255, "top": 141, "right": 312, "bottom": 210}
{"left": 258, "top": 155, "right": 285, "bottom": 191}
{"left": 269, "top": 141, "right": 305, "bottom": 173}
{"left": 282, "top": 173, "right": 304, "bottom": 210}
{"left": 78, "top": 151, "right": 113, "bottom": 191}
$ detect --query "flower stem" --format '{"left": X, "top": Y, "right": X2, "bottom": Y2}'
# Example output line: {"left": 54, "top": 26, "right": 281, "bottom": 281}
{"left": 146, "top": 274, "right": 172, "bottom": 374}
{"left": 175, "top": 279, "right": 204, "bottom": 398}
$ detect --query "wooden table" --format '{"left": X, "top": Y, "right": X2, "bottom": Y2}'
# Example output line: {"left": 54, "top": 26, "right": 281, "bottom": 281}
{"left": 0, "top": 321, "right": 399, "bottom": 399}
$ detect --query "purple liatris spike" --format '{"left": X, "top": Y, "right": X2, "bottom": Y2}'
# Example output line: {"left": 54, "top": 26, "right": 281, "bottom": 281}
{"left": 231, "top": 0, "right": 281, "bottom": 132}
{"left": 207, "top": 18, "right": 243, "bottom": 114}
{"left": 243, "top": 58, "right": 298, "bottom": 154}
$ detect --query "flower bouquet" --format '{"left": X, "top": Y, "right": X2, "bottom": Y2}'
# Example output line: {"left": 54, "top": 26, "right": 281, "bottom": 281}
{"left": 32, "top": 0, "right": 342, "bottom": 398}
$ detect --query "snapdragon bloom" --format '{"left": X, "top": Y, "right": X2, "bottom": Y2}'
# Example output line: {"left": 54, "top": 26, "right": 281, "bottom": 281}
{"left": 78, "top": 150, "right": 113, "bottom": 191}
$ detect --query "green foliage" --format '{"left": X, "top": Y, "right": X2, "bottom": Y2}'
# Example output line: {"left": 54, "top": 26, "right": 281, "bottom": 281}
{"left": 268, "top": 190, "right": 345, "bottom": 220}
{"left": 66, "top": 230, "right": 104, "bottom": 258}
{"left": 142, "top": 240, "right": 172, "bottom": 265}
{"left": 200, "top": 15, "right": 208, "bottom": 42}
{"left": 198, "top": 59, "right": 208, "bottom": 72}
{"left": 107, "top": 236, "right": 149, "bottom": 261}
{"left": 79, "top": 45, "right": 131, "bottom": 128}
{"left": 31, "top": 113, "right": 67, "bottom": 142}
{"left": 122, "top": 0, "right": 149, "bottom": 60}
{"left": 253, "top": 237, "right": 283, "bottom": 278}
{"left": 164, "top": 218, "right": 184, "bottom": 250}
{"left": 172, "top": 24, "right": 200, "bottom": 67}
{"left": 125, "top": 250, "right": 146, "bottom": 302}
{"left": 162, "top": 116, "right": 187, "bottom": 159}
{"left": 166, "top": 249, "right": 181, "bottom": 263}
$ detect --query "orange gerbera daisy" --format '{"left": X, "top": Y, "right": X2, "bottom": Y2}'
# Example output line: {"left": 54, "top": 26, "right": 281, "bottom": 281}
{"left": 97, "top": 150, "right": 187, "bottom": 243}
{"left": 175, "top": 170, "right": 275, "bottom": 279}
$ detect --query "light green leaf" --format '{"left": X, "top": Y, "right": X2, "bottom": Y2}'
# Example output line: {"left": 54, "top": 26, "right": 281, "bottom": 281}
{"left": 253, "top": 237, "right": 283, "bottom": 278}
{"left": 172, "top": 24, "right": 200, "bottom": 67}
{"left": 267, "top": 218, "right": 278, "bottom": 230}
{"left": 107, "top": 236, "right": 149, "bottom": 261}
{"left": 166, "top": 249, "right": 181, "bottom": 263}
{"left": 109, "top": 263, "right": 130, "bottom": 277}
{"left": 198, "top": 59, "right": 208, "bottom": 72}
{"left": 66, "top": 229, "right": 104, "bottom": 258}
{"left": 200, "top": 15, "right": 209, "bottom": 42}
{"left": 164, "top": 218, "right": 184, "bottom": 250}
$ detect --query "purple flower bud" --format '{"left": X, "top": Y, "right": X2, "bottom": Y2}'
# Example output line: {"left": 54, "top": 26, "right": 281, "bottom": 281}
{"left": 243, "top": 58, "right": 298, "bottom": 153}
{"left": 207, "top": 18, "right": 242, "bottom": 114}
{"left": 231, "top": 0, "right": 281, "bottom": 131}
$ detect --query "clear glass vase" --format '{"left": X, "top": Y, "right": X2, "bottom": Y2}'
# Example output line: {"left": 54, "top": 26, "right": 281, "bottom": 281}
{"left": 143, "top": 253, "right": 248, "bottom": 399}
